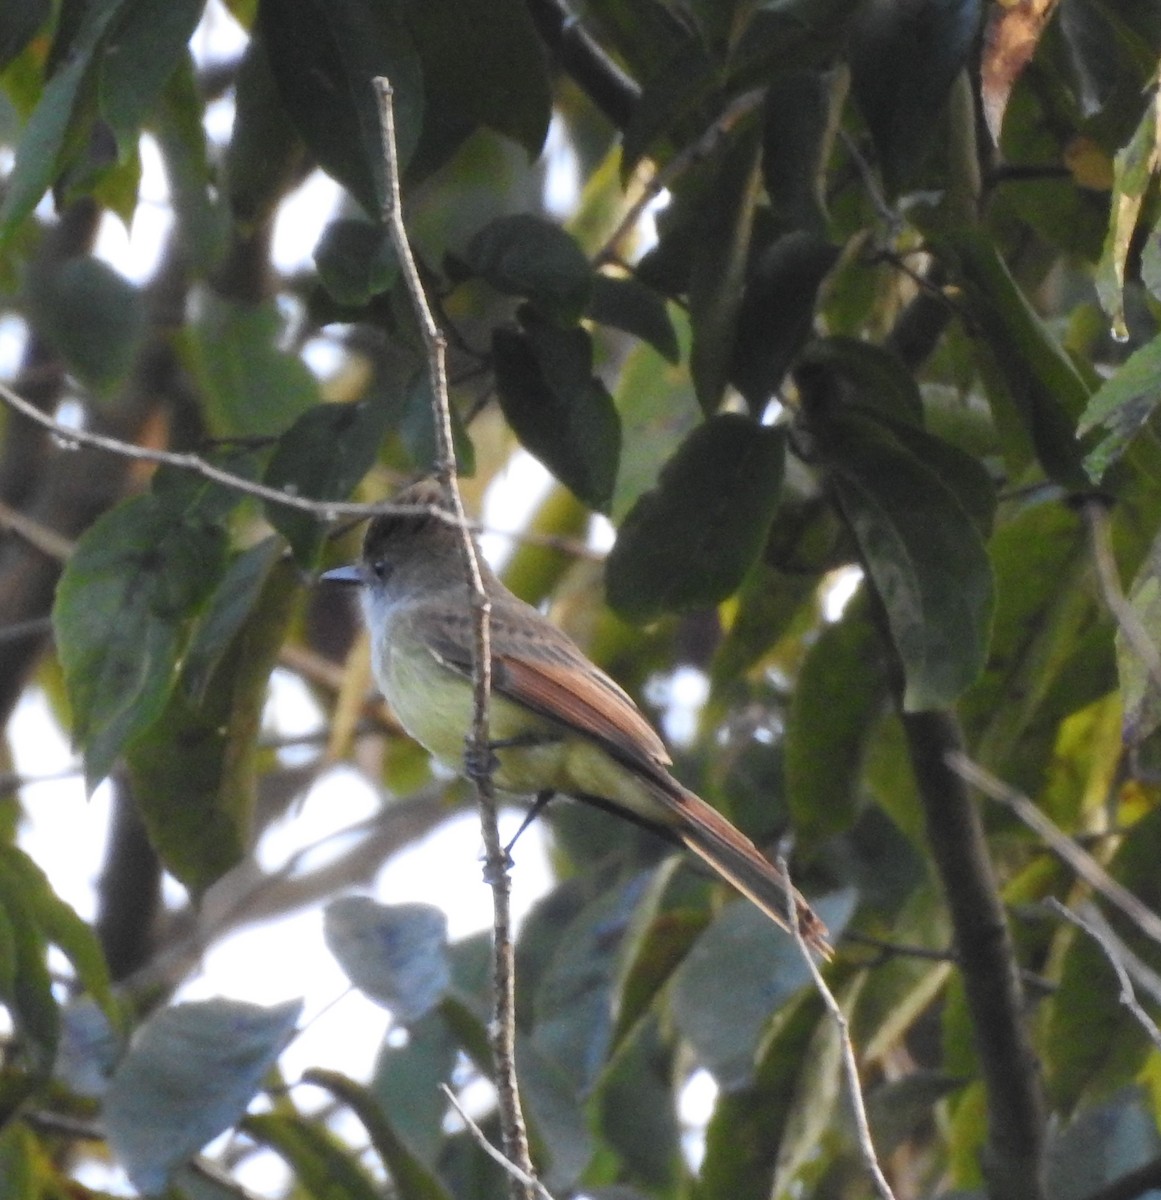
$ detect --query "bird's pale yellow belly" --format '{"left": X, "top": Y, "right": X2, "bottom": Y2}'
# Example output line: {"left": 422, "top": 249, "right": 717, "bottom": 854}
{"left": 380, "top": 638, "right": 673, "bottom": 826}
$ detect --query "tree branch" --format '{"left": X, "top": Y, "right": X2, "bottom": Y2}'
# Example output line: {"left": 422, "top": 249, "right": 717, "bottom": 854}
{"left": 901, "top": 712, "right": 1046, "bottom": 1200}
{"left": 374, "top": 77, "right": 537, "bottom": 1200}
{"left": 523, "top": 0, "right": 639, "bottom": 129}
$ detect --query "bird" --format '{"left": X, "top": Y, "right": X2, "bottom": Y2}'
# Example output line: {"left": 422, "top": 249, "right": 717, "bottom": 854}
{"left": 322, "top": 478, "right": 830, "bottom": 956}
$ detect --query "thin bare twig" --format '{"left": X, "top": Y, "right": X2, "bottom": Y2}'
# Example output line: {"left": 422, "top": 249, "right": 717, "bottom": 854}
{"left": 373, "top": 77, "right": 535, "bottom": 1199}
{"left": 441, "top": 1085, "right": 556, "bottom": 1200}
{"left": 778, "top": 859, "right": 897, "bottom": 1200}
{"left": 0, "top": 498, "right": 74, "bottom": 560}
{"left": 1083, "top": 497, "right": 1161, "bottom": 697}
{"left": 1045, "top": 899, "right": 1161, "bottom": 1050}
{"left": 948, "top": 752, "right": 1161, "bottom": 948}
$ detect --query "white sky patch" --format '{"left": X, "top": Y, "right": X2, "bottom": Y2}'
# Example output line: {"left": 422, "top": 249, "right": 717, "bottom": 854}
{"left": 679, "top": 1067, "right": 718, "bottom": 1170}
{"left": 543, "top": 116, "right": 580, "bottom": 220}
{"left": 479, "top": 449, "right": 554, "bottom": 570}
{"left": 0, "top": 315, "right": 26, "bottom": 377}
{"left": 822, "top": 564, "right": 863, "bottom": 622}
{"left": 647, "top": 665, "right": 710, "bottom": 748}
{"left": 93, "top": 136, "right": 173, "bottom": 284}
{"left": 272, "top": 169, "right": 344, "bottom": 275}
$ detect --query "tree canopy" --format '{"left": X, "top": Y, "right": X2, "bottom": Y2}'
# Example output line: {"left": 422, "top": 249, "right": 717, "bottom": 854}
{"left": 1, "top": 1, "right": 1161, "bottom": 1198}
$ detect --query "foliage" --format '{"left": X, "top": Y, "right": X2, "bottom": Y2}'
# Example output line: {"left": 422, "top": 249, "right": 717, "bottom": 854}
{"left": 0, "top": 1, "right": 1161, "bottom": 1198}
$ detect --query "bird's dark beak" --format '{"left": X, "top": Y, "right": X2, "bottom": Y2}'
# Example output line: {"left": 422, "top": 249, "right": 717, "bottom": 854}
{"left": 320, "top": 563, "right": 364, "bottom": 586}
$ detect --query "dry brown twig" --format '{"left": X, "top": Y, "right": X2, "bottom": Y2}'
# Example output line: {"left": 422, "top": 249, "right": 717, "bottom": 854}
{"left": 947, "top": 752, "right": 1161, "bottom": 948}
{"left": 1045, "top": 898, "right": 1161, "bottom": 1050}
{"left": 373, "top": 76, "right": 537, "bottom": 1200}
{"left": 778, "top": 859, "right": 897, "bottom": 1200}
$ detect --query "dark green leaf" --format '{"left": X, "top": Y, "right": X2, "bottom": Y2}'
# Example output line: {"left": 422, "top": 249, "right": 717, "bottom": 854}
{"left": 698, "top": 991, "right": 822, "bottom": 1200}
{"left": 798, "top": 335, "right": 924, "bottom": 427}
{"left": 127, "top": 551, "right": 295, "bottom": 893}
{"left": 493, "top": 317, "right": 621, "bottom": 511}
{"left": 1079, "top": 333, "right": 1161, "bottom": 480}
{"left": 0, "top": 56, "right": 88, "bottom": 238}
{"left": 263, "top": 397, "right": 395, "bottom": 563}
{"left": 1045, "top": 1089, "right": 1161, "bottom": 1199}
{"left": 305, "top": 1068, "right": 455, "bottom": 1200}
{"left": 401, "top": 0, "right": 550, "bottom": 172}
{"left": 462, "top": 214, "right": 592, "bottom": 324}
{"left": 397, "top": 370, "right": 476, "bottom": 478}
{"left": 0, "top": 0, "right": 49, "bottom": 73}
{"left": 621, "top": 39, "right": 715, "bottom": 176}
{"left": 670, "top": 891, "right": 854, "bottom": 1086}
{"left": 156, "top": 56, "right": 229, "bottom": 274}
{"left": 938, "top": 227, "right": 1091, "bottom": 488}
{"left": 586, "top": 274, "right": 678, "bottom": 362}
{"left": 53, "top": 493, "right": 229, "bottom": 791}
{"left": 314, "top": 218, "right": 398, "bottom": 306}
{"left": 689, "top": 127, "right": 763, "bottom": 413}
{"left": 785, "top": 602, "right": 887, "bottom": 853}
{"left": 371, "top": 1009, "right": 456, "bottom": 1164}
{"left": 24, "top": 256, "right": 146, "bottom": 391}
{"left": 223, "top": 31, "right": 307, "bottom": 230}
{"left": 0, "top": 1124, "right": 35, "bottom": 1200}
{"left": 821, "top": 410, "right": 995, "bottom": 710}
{"left": 730, "top": 232, "right": 839, "bottom": 410}
{"left": 761, "top": 71, "right": 833, "bottom": 233}
{"left": 243, "top": 1111, "right": 384, "bottom": 1200}
{"left": 258, "top": 0, "right": 422, "bottom": 216}
{"left": 606, "top": 414, "right": 785, "bottom": 622}
{"left": 850, "top": 0, "right": 982, "bottom": 190}
{"left": 106, "top": 999, "right": 302, "bottom": 1194}
{"left": 97, "top": 0, "right": 203, "bottom": 149}
{"left": 516, "top": 1036, "right": 594, "bottom": 1191}
{"left": 324, "top": 898, "right": 450, "bottom": 1023}
{"left": 184, "top": 295, "right": 319, "bottom": 436}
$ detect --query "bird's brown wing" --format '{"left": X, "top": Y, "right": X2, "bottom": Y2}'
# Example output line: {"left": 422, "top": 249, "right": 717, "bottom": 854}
{"left": 421, "top": 593, "right": 672, "bottom": 777}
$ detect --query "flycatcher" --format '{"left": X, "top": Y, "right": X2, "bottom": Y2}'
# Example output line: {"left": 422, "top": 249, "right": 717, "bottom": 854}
{"left": 323, "top": 479, "right": 829, "bottom": 955}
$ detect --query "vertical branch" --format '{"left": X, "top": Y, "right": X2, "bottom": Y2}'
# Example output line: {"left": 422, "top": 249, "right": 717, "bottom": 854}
{"left": 373, "top": 78, "right": 536, "bottom": 1198}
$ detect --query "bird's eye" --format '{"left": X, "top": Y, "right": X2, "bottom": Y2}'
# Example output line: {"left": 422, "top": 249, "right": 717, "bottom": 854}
{"left": 370, "top": 558, "right": 390, "bottom": 581}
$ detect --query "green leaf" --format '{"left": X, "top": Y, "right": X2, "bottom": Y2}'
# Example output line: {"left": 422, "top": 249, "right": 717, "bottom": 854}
{"left": 849, "top": 0, "right": 982, "bottom": 190}
{"left": 515, "top": 1036, "right": 594, "bottom": 1191}
{"left": 223, "top": 30, "right": 306, "bottom": 230}
{"left": 621, "top": 39, "right": 715, "bottom": 176}
{"left": 53, "top": 493, "right": 229, "bottom": 791}
{"left": 305, "top": 1068, "right": 455, "bottom": 1200}
{"left": 97, "top": 0, "right": 204, "bottom": 150}
{"left": 606, "top": 414, "right": 785, "bottom": 623}
{"left": 821, "top": 409, "right": 995, "bottom": 710}
{"left": 106, "top": 999, "right": 302, "bottom": 1194}
{"left": 313, "top": 218, "right": 397, "bottom": 306}
{"left": 670, "top": 892, "right": 854, "bottom": 1086}
{"left": 156, "top": 55, "right": 229, "bottom": 274}
{"left": 938, "top": 227, "right": 1091, "bottom": 488}
{"left": 323, "top": 899, "right": 450, "bottom": 1023}
{"left": 0, "top": 1124, "right": 36, "bottom": 1200}
{"left": 184, "top": 295, "right": 319, "bottom": 436}
{"left": 258, "top": 0, "right": 422, "bottom": 216}
{"left": 493, "top": 315, "right": 621, "bottom": 512}
{"left": 731, "top": 232, "right": 839, "bottom": 410}
{"left": 0, "top": 847, "right": 115, "bottom": 1023}
{"left": 461, "top": 214, "right": 592, "bottom": 324}
{"left": 0, "top": 55, "right": 88, "bottom": 238}
{"left": 243, "top": 1111, "right": 384, "bottom": 1200}
{"left": 785, "top": 602, "right": 887, "bottom": 853}
{"left": 798, "top": 335, "right": 924, "bottom": 427}
{"left": 586, "top": 274, "right": 678, "bottom": 363}
{"left": 1079, "top": 332, "right": 1161, "bottom": 480}
{"left": 1095, "top": 96, "right": 1158, "bottom": 342}
{"left": 400, "top": 0, "right": 550, "bottom": 172}
{"left": 395, "top": 369, "right": 476, "bottom": 479}
{"left": 0, "top": 0, "right": 49, "bottom": 74}
{"left": 263, "top": 397, "right": 396, "bottom": 564}
{"left": 127, "top": 548, "right": 295, "bottom": 893}
{"left": 24, "top": 255, "right": 146, "bottom": 391}
{"left": 761, "top": 71, "right": 833, "bottom": 233}
{"left": 371, "top": 1009, "right": 456, "bottom": 1164}
{"left": 1046, "top": 806, "right": 1161, "bottom": 1110}
{"left": 689, "top": 127, "right": 763, "bottom": 413}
